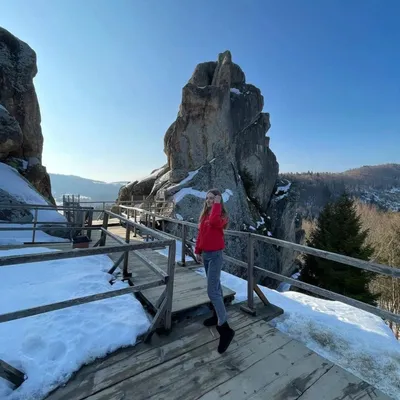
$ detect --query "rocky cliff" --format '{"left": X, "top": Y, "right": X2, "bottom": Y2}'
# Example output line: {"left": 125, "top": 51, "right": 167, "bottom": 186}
{"left": 0, "top": 27, "right": 54, "bottom": 204}
{"left": 119, "top": 51, "right": 303, "bottom": 282}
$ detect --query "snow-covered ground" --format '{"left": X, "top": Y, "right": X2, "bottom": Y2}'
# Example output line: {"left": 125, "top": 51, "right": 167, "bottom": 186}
{"left": 195, "top": 268, "right": 400, "bottom": 399}
{"left": 173, "top": 187, "right": 233, "bottom": 203}
{"left": 0, "top": 162, "right": 66, "bottom": 224}
{"left": 0, "top": 224, "right": 69, "bottom": 245}
{"left": 0, "top": 247, "right": 150, "bottom": 400}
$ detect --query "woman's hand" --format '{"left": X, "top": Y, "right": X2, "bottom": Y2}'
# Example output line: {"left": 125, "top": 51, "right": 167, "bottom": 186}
{"left": 196, "top": 253, "right": 203, "bottom": 264}
{"left": 214, "top": 195, "right": 222, "bottom": 204}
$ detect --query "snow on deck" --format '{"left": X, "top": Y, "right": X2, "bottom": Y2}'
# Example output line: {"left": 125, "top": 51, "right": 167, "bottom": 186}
{"left": 0, "top": 247, "right": 150, "bottom": 400}
{"left": 195, "top": 268, "right": 400, "bottom": 399}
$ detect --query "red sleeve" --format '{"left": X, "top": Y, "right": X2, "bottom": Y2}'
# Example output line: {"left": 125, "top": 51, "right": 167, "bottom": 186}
{"left": 208, "top": 203, "right": 228, "bottom": 228}
{"left": 195, "top": 222, "right": 203, "bottom": 254}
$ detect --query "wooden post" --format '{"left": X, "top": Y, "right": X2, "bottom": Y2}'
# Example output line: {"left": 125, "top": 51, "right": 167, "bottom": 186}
{"left": 133, "top": 209, "right": 137, "bottom": 237}
{"left": 181, "top": 224, "right": 187, "bottom": 266}
{"left": 123, "top": 224, "right": 131, "bottom": 278}
{"left": 0, "top": 360, "right": 25, "bottom": 388}
{"left": 32, "top": 208, "right": 38, "bottom": 243}
{"left": 99, "top": 213, "right": 109, "bottom": 247}
{"left": 240, "top": 234, "right": 256, "bottom": 315}
{"left": 87, "top": 209, "right": 93, "bottom": 240}
{"left": 145, "top": 213, "right": 149, "bottom": 241}
{"left": 152, "top": 214, "right": 156, "bottom": 241}
{"left": 164, "top": 240, "right": 176, "bottom": 331}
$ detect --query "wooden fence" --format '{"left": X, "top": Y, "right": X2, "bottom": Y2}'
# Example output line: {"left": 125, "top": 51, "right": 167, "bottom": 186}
{"left": 0, "top": 211, "right": 176, "bottom": 389}
{"left": 0, "top": 203, "right": 95, "bottom": 242}
{"left": 118, "top": 205, "right": 400, "bottom": 326}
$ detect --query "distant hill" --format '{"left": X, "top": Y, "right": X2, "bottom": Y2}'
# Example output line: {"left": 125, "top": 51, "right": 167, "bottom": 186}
{"left": 49, "top": 174, "right": 128, "bottom": 204}
{"left": 280, "top": 164, "right": 400, "bottom": 219}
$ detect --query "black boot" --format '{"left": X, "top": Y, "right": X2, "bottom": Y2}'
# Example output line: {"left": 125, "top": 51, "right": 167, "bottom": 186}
{"left": 203, "top": 310, "right": 218, "bottom": 327}
{"left": 216, "top": 322, "right": 235, "bottom": 354}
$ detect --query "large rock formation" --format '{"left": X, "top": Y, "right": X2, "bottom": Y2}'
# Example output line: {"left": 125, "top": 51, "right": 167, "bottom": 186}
{"left": 0, "top": 27, "right": 54, "bottom": 203}
{"left": 119, "top": 51, "right": 303, "bottom": 281}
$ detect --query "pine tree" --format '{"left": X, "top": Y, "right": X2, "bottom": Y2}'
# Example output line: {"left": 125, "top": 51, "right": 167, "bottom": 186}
{"left": 300, "top": 193, "right": 378, "bottom": 305}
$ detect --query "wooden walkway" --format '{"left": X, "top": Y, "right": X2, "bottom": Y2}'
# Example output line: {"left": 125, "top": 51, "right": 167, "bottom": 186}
{"left": 46, "top": 302, "right": 389, "bottom": 400}
{"left": 90, "top": 226, "right": 236, "bottom": 316}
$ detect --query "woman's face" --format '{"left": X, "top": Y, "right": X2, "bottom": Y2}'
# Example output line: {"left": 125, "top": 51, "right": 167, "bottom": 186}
{"left": 206, "top": 192, "right": 215, "bottom": 208}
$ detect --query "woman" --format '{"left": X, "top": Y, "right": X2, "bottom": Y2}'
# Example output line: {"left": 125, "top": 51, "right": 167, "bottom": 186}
{"left": 195, "top": 189, "right": 235, "bottom": 354}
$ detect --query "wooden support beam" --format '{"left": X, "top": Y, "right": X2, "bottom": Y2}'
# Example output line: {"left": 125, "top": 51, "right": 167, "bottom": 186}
{"left": 0, "top": 279, "right": 164, "bottom": 323}
{"left": 107, "top": 253, "right": 125, "bottom": 275}
{"left": 254, "top": 284, "right": 271, "bottom": 305}
{"left": 0, "top": 360, "right": 25, "bottom": 388}
{"left": 143, "top": 297, "right": 169, "bottom": 343}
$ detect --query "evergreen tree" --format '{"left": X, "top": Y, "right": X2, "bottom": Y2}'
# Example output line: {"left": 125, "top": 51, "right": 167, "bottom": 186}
{"left": 300, "top": 193, "right": 378, "bottom": 305}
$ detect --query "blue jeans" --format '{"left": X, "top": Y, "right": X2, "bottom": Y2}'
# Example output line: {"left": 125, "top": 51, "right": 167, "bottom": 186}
{"left": 203, "top": 250, "right": 227, "bottom": 325}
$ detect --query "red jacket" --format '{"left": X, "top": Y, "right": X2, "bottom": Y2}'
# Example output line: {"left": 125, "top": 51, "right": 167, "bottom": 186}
{"left": 195, "top": 203, "right": 228, "bottom": 254}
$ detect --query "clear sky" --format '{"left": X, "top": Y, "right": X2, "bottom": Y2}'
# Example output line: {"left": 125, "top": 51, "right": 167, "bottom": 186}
{"left": 2, "top": 0, "right": 399, "bottom": 182}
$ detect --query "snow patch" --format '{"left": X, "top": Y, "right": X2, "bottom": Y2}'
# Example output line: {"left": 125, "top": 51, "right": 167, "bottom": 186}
{"left": 222, "top": 189, "right": 233, "bottom": 202}
{"left": 194, "top": 268, "right": 400, "bottom": 399}
{"left": 175, "top": 213, "right": 183, "bottom": 221}
{"left": 169, "top": 169, "right": 200, "bottom": 191}
{"left": 230, "top": 88, "right": 241, "bottom": 95}
{"left": 275, "top": 179, "right": 291, "bottom": 195}
{"left": 267, "top": 231, "right": 273, "bottom": 237}
{"left": 174, "top": 188, "right": 233, "bottom": 204}
{"left": 0, "top": 163, "right": 66, "bottom": 224}
{"left": 256, "top": 216, "right": 265, "bottom": 229}
{"left": 0, "top": 224, "right": 69, "bottom": 245}
{"left": 249, "top": 226, "right": 256, "bottom": 231}
{"left": 0, "top": 247, "right": 150, "bottom": 399}
{"left": 275, "top": 192, "right": 288, "bottom": 201}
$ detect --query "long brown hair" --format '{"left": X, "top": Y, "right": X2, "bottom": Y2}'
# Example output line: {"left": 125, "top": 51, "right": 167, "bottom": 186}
{"left": 199, "top": 188, "right": 228, "bottom": 224}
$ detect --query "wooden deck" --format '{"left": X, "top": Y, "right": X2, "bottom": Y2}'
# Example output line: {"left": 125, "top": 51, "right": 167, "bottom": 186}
{"left": 90, "top": 227, "right": 236, "bottom": 316}
{"left": 46, "top": 302, "right": 389, "bottom": 400}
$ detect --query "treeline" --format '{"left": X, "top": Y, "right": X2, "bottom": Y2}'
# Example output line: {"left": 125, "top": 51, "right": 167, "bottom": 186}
{"left": 299, "top": 196, "right": 400, "bottom": 338}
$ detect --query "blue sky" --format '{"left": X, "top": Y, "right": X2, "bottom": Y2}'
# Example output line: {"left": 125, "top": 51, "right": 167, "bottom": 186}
{"left": 2, "top": 0, "right": 399, "bottom": 182}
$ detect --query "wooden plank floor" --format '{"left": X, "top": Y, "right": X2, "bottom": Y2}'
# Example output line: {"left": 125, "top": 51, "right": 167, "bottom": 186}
{"left": 46, "top": 302, "right": 390, "bottom": 400}
{"left": 90, "top": 227, "right": 236, "bottom": 315}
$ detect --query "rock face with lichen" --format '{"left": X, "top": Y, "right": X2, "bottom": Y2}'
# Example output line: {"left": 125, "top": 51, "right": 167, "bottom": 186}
{"left": 0, "top": 27, "right": 54, "bottom": 204}
{"left": 119, "top": 51, "right": 303, "bottom": 281}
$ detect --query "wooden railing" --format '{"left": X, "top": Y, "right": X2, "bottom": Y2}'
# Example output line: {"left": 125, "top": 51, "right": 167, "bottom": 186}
{"left": 0, "top": 211, "right": 177, "bottom": 389}
{"left": 119, "top": 205, "right": 400, "bottom": 326}
{"left": 0, "top": 203, "right": 95, "bottom": 242}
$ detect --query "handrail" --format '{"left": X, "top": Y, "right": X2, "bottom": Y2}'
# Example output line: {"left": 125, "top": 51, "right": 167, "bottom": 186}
{"left": 122, "top": 206, "right": 400, "bottom": 279}
{"left": 0, "top": 219, "right": 177, "bottom": 359}
{"left": 121, "top": 205, "right": 400, "bottom": 325}
{"left": 0, "top": 203, "right": 94, "bottom": 211}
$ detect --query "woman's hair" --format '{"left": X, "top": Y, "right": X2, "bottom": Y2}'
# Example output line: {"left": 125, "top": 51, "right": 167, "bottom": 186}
{"left": 199, "top": 188, "right": 228, "bottom": 224}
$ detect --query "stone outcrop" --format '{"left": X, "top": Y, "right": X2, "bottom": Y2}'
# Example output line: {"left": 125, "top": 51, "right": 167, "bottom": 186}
{"left": 119, "top": 51, "right": 303, "bottom": 280}
{"left": 0, "top": 27, "right": 54, "bottom": 203}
